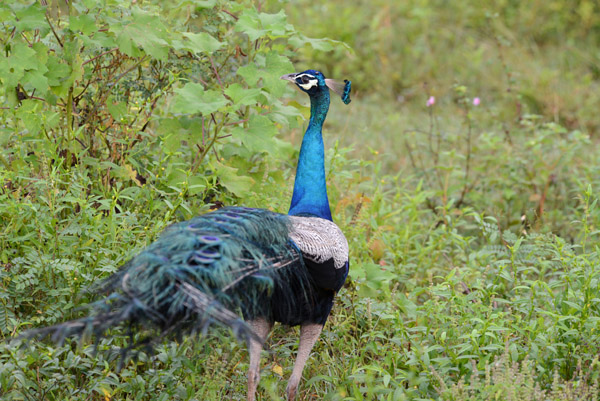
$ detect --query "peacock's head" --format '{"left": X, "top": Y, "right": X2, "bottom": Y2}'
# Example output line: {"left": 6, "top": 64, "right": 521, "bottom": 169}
{"left": 281, "top": 69, "right": 351, "bottom": 104}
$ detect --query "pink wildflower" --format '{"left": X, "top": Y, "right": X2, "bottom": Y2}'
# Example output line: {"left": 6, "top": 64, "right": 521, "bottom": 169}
{"left": 473, "top": 97, "right": 481, "bottom": 106}
{"left": 426, "top": 96, "right": 435, "bottom": 107}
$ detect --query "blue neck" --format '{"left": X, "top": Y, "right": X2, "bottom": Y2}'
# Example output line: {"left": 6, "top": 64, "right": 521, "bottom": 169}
{"left": 288, "top": 89, "right": 332, "bottom": 221}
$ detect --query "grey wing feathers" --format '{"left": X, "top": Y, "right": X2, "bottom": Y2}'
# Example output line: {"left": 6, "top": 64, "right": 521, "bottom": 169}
{"left": 288, "top": 216, "right": 349, "bottom": 269}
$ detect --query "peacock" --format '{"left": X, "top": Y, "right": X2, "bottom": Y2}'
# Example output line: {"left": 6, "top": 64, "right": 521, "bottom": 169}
{"left": 19, "top": 69, "right": 352, "bottom": 401}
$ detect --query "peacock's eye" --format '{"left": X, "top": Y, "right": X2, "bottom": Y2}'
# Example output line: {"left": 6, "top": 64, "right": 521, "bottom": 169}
{"left": 294, "top": 74, "right": 318, "bottom": 89}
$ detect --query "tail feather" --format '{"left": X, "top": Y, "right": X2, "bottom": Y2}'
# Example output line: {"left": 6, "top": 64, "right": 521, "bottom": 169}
{"left": 18, "top": 207, "right": 309, "bottom": 352}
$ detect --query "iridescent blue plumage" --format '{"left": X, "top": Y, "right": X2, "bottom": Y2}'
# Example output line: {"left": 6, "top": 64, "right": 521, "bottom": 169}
{"left": 289, "top": 78, "right": 332, "bottom": 220}
{"left": 284, "top": 70, "right": 352, "bottom": 221}
{"left": 21, "top": 68, "right": 352, "bottom": 401}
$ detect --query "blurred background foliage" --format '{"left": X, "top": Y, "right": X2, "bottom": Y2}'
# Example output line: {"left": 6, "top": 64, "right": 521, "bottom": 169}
{"left": 278, "top": 0, "right": 600, "bottom": 132}
{"left": 1, "top": 0, "right": 600, "bottom": 400}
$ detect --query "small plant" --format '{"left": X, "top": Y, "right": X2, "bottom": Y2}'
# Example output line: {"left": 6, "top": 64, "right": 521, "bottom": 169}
{"left": 440, "top": 352, "right": 600, "bottom": 401}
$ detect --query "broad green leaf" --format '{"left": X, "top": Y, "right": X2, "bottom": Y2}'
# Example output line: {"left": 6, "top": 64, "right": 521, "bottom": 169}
{"left": 16, "top": 99, "right": 42, "bottom": 136}
{"left": 114, "top": 29, "right": 144, "bottom": 58}
{"left": 110, "top": 10, "right": 170, "bottom": 60}
{"left": 22, "top": 70, "right": 48, "bottom": 96}
{"left": 237, "top": 63, "right": 261, "bottom": 86}
{"left": 80, "top": 30, "right": 118, "bottom": 49}
{"left": 50, "top": 49, "right": 84, "bottom": 97}
{"left": 262, "top": 51, "right": 294, "bottom": 97}
{"left": 214, "top": 162, "right": 254, "bottom": 197}
{"left": 0, "top": 128, "right": 12, "bottom": 146}
{"left": 81, "top": 0, "right": 97, "bottom": 9}
{"left": 43, "top": 112, "right": 60, "bottom": 130}
{"left": 163, "top": 133, "right": 182, "bottom": 153}
{"left": 0, "top": 7, "right": 12, "bottom": 24}
{"left": 172, "top": 83, "right": 228, "bottom": 115}
{"left": 166, "top": 168, "right": 187, "bottom": 186}
{"left": 107, "top": 96, "right": 128, "bottom": 121}
{"left": 45, "top": 55, "right": 70, "bottom": 87}
{"left": 9, "top": 42, "right": 38, "bottom": 70}
{"left": 182, "top": 32, "right": 223, "bottom": 54}
{"left": 235, "top": 9, "right": 291, "bottom": 41}
{"left": 32, "top": 42, "right": 49, "bottom": 67}
{"left": 69, "top": 14, "right": 97, "bottom": 36}
{"left": 224, "top": 84, "right": 262, "bottom": 106}
{"left": 188, "top": 175, "right": 207, "bottom": 195}
{"left": 21, "top": 43, "right": 49, "bottom": 95}
{"left": 232, "top": 115, "right": 279, "bottom": 155}
{"left": 195, "top": 0, "right": 218, "bottom": 8}
{"left": 289, "top": 34, "right": 353, "bottom": 52}
{"left": 234, "top": 8, "right": 265, "bottom": 41}
{"left": 13, "top": 3, "right": 47, "bottom": 33}
{"left": 0, "top": 41, "right": 37, "bottom": 88}
{"left": 269, "top": 100, "right": 303, "bottom": 128}
{"left": 157, "top": 116, "right": 183, "bottom": 131}
{"left": 257, "top": 10, "right": 290, "bottom": 38}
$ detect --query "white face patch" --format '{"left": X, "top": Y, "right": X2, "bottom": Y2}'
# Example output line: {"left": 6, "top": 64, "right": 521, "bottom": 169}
{"left": 296, "top": 74, "right": 319, "bottom": 90}
{"left": 298, "top": 79, "right": 318, "bottom": 90}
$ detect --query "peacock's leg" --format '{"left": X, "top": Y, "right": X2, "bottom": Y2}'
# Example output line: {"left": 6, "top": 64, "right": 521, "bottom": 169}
{"left": 247, "top": 318, "right": 272, "bottom": 401}
{"left": 286, "top": 323, "right": 323, "bottom": 400}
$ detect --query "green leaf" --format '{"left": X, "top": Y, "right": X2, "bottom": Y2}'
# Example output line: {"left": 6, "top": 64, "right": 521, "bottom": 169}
{"left": 224, "top": 83, "right": 262, "bottom": 106}
{"left": 21, "top": 43, "right": 49, "bottom": 95}
{"left": 262, "top": 51, "right": 294, "bottom": 97}
{"left": 69, "top": 14, "right": 97, "bottom": 36}
{"left": 13, "top": 3, "right": 47, "bottom": 33}
{"left": 289, "top": 34, "right": 353, "bottom": 52}
{"left": 110, "top": 10, "right": 170, "bottom": 60}
{"left": 50, "top": 51, "right": 83, "bottom": 97}
{"left": 235, "top": 9, "right": 291, "bottom": 41}
{"left": 237, "top": 63, "right": 261, "bottom": 86}
{"left": 0, "top": 41, "right": 37, "bottom": 88}
{"left": 232, "top": 115, "right": 278, "bottom": 155}
{"left": 9, "top": 42, "right": 38, "bottom": 70}
{"left": 214, "top": 162, "right": 254, "bottom": 197}
{"left": 172, "top": 83, "right": 228, "bottom": 115}
{"left": 258, "top": 10, "right": 290, "bottom": 38}
{"left": 234, "top": 8, "right": 265, "bottom": 41}
{"left": 163, "top": 133, "right": 182, "bottom": 153}
{"left": 269, "top": 100, "right": 303, "bottom": 128}
{"left": 0, "top": 128, "right": 12, "bottom": 147}
{"left": 166, "top": 168, "right": 187, "bottom": 186}
{"left": 188, "top": 175, "right": 207, "bottom": 195}
{"left": 16, "top": 99, "right": 42, "bottom": 136}
{"left": 81, "top": 0, "right": 98, "bottom": 9}
{"left": 0, "top": 7, "right": 13, "bottom": 25}
{"left": 43, "top": 112, "right": 60, "bottom": 131}
{"left": 80, "top": 30, "right": 118, "bottom": 49}
{"left": 181, "top": 32, "right": 223, "bottom": 54}
{"left": 107, "top": 96, "right": 128, "bottom": 121}
{"left": 22, "top": 70, "right": 48, "bottom": 96}
{"left": 45, "top": 55, "right": 70, "bottom": 87}
{"left": 195, "top": 0, "right": 217, "bottom": 8}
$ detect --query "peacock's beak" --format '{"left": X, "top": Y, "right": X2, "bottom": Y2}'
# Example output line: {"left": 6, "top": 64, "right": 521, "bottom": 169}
{"left": 280, "top": 73, "right": 298, "bottom": 82}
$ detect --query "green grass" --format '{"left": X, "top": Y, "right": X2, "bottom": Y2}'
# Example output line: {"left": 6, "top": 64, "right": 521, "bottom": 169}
{"left": 2, "top": 0, "right": 600, "bottom": 400}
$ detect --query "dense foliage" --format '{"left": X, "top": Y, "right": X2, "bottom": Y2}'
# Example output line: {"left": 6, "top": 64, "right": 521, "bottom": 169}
{"left": 1, "top": 0, "right": 600, "bottom": 400}
{"left": 283, "top": 0, "right": 600, "bottom": 133}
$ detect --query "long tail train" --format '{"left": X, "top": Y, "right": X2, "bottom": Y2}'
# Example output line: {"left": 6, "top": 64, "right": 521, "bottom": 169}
{"left": 19, "top": 207, "right": 312, "bottom": 351}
